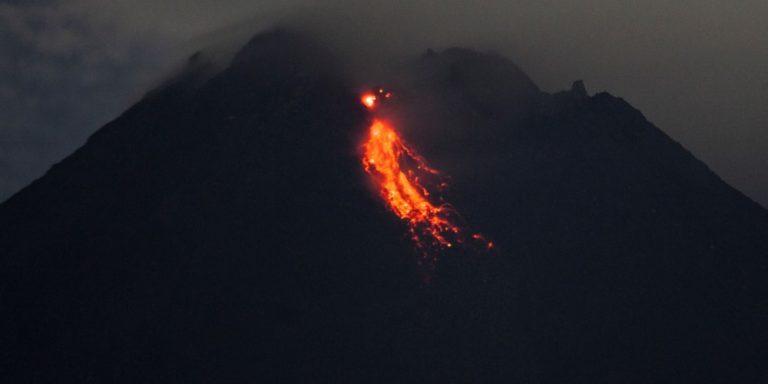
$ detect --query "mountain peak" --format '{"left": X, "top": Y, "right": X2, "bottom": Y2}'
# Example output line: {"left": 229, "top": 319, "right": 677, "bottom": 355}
{"left": 2, "top": 29, "right": 767, "bottom": 383}
{"left": 416, "top": 47, "right": 541, "bottom": 114}
{"left": 229, "top": 29, "right": 336, "bottom": 80}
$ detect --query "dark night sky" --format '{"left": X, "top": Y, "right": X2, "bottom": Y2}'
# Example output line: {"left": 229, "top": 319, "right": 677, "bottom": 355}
{"left": 1, "top": 0, "right": 766, "bottom": 205}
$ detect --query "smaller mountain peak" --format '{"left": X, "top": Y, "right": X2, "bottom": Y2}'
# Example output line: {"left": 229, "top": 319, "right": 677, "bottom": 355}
{"left": 571, "top": 80, "right": 588, "bottom": 99}
{"left": 417, "top": 47, "right": 540, "bottom": 114}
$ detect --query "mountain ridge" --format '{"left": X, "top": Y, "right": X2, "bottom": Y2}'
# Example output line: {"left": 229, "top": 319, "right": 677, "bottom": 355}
{"left": 1, "top": 29, "right": 767, "bottom": 383}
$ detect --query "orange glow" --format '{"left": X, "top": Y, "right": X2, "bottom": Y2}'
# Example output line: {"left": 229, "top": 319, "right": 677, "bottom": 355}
{"left": 362, "top": 119, "right": 457, "bottom": 251}
{"left": 361, "top": 93, "right": 377, "bottom": 109}
{"left": 360, "top": 90, "right": 492, "bottom": 263}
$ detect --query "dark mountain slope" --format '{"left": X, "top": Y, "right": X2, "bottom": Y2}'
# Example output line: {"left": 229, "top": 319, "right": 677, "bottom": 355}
{"left": 399, "top": 56, "right": 768, "bottom": 382}
{"left": 1, "top": 30, "right": 767, "bottom": 383}
{"left": 0, "top": 31, "right": 420, "bottom": 382}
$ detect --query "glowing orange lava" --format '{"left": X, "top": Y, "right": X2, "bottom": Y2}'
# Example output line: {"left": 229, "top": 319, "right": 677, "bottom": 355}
{"left": 361, "top": 93, "right": 377, "bottom": 109}
{"left": 360, "top": 90, "right": 492, "bottom": 264}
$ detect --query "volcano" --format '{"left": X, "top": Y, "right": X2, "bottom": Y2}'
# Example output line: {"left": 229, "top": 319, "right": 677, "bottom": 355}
{"left": 1, "top": 30, "right": 767, "bottom": 383}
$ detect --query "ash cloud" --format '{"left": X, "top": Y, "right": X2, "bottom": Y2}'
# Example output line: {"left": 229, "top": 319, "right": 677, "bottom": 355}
{"left": 1, "top": 0, "right": 767, "bottom": 205}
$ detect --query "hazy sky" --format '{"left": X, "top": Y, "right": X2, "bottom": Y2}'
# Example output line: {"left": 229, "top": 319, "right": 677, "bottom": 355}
{"left": 1, "top": 0, "right": 766, "bottom": 205}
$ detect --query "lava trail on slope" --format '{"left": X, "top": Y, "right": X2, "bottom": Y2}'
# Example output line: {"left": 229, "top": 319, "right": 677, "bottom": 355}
{"left": 360, "top": 88, "right": 492, "bottom": 267}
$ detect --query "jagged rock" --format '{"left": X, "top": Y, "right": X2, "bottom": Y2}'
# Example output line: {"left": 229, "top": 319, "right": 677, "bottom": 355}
{"left": 571, "top": 79, "right": 588, "bottom": 99}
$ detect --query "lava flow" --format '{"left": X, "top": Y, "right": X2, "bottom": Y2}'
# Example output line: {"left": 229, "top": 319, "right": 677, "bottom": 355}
{"left": 360, "top": 89, "right": 492, "bottom": 265}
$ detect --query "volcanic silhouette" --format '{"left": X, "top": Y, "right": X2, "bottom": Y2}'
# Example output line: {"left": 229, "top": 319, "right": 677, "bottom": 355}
{"left": 1, "top": 30, "right": 767, "bottom": 383}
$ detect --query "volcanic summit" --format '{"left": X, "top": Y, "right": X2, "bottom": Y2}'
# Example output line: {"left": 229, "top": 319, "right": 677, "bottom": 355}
{"left": 1, "top": 30, "right": 767, "bottom": 383}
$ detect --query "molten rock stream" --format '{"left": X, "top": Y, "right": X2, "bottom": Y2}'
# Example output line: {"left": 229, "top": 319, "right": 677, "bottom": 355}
{"left": 360, "top": 91, "right": 492, "bottom": 266}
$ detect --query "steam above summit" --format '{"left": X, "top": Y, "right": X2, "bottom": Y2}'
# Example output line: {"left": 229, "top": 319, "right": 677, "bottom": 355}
{"left": 1, "top": 30, "right": 767, "bottom": 383}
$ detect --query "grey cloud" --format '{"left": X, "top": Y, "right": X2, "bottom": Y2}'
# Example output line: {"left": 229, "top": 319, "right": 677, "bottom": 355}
{"left": 0, "top": 0, "right": 177, "bottom": 201}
